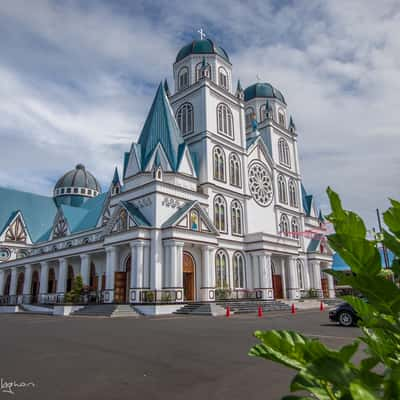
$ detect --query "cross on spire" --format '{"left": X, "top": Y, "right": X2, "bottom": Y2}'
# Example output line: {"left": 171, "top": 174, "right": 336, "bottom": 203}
{"left": 197, "top": 28, "right": 206, "bottom": 40}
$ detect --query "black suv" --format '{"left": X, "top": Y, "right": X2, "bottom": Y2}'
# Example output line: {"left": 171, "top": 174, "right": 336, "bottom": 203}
{"left": 329, "top": 302, "right": 359, "bottom": 327}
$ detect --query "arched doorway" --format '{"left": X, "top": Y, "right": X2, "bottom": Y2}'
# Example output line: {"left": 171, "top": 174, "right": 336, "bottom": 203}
{"left": 31, "top": 270, "right": 40, "bottom": 303}
{"left": 4, "top": 273, "right": 11, "bottom": 296}
{"left": 271, "top": 262, "right": 283, "bottom": 299}
{"left": 48, "top": 268, "right": 56, "bottom": 293}
{"left": 16, "top": 272, "right": 24, "bottom": 296}
{"left": 183, "top": 252, "right": 195, "bottom": 301}
{"left": 114, "top": 256, "right": 130, "bottom": 304}
{"left": 66, "top": 265, "right": 74, "bottom": 292}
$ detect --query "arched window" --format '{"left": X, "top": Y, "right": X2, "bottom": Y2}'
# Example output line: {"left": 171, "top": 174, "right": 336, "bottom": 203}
{"left": 297, "top": 259, "right": 304, "bottom": 289}
{"left": 48, "top": 268, "right": 56, "bottom": 294}
{"left": 214, "top": 195, "right": 227, "bottom": 232}
{"left": 260, "top": 104, "right": 267, "bottom": 122}
{"left": 217, "top": 103, "right": 233, "bottom": 138}
{"left": 178, "top": 67, "right": 189, "bottom": 90}
{"left": 233, "top": 252, "right": 245, "bottom": 289}
{"left": 229, "top": 153, "right": 241, "bottom": 187}
{"left": 278, "top": 175, "right": 287, "bottom": 204}
{"left": 213, "top": 146, "right": 226, "bottom": 181}
{"left": 291, "top": 217, "right": 300, "bottom": 239}
{"left": 195, "top": 61, "right": 211, "bottom": 81}
{"left": 218, "top": 67, "right": 228, "bottom": 90}
{"left": 280, "top": 214, "right": 290, "bottom": 236}
{"left": 245, "top": 107, "right": 255, "bottom": 129}
{"left": 288, "top": 179, "right": 298, "bottom": 207}
{"left": 278, "top": 109, "right": 286, "bottom": 127}
{"left": 118, "top": 209, "right": 128, "bottom": 232}
{"left": 278, "top": 138, "right": 291, "bottom": 167}
{"left": 16, "top": 272, "right": 24, "bottom": 296}
{"left": 176, "top": 103, "right": 193, "bottom": 135}
{"left": 215, "top": 249, "right": 228, "bottom": 288}
{"left": 231, "top": 200, "right": 243, "bottom": 235}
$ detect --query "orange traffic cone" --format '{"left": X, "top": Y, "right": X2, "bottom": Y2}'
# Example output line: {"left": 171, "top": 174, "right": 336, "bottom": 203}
{"left": 320, "top": 301, "right": 324, "bottom": 311}
{"left": 291, "top": 303, "right": 296, "bottom": 314}
{"left": 258, "top": 305, "right": 263, "bottom": 317}
{"left": 226, "top": 305, "right": 231, "bottom": 318}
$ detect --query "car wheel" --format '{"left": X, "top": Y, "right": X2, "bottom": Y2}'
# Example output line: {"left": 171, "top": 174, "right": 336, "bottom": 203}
{"left": 338, "top": 311, "right": 354, "bottom": 327}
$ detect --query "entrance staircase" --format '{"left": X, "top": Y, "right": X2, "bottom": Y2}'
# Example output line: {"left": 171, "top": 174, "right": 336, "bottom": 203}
{"left": 174, "top": 302, "right": 226, "bottom": 316}
{"left": 216, "top": 300, "right": 291, "bottom": 314}
{"left": 70, "top": 304, "right": 139, "bottom": 318}
{"left": 19, "top": 304, "right": 54, "bottom": 315}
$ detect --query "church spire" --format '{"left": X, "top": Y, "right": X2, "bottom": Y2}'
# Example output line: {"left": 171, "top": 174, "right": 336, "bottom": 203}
{"left": 289, "top": 115, "right": 296, "bottom": 133}
{"left": 111, "top": 167, "right": 121, "bottom": 196}
{"left": 236, "top": 79, "right": 244, "bottom": 100}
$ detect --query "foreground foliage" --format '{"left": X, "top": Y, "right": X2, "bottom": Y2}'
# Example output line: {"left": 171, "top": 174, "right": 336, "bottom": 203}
{"left": 249, "top": 188, "right": 400, "bottom": 399}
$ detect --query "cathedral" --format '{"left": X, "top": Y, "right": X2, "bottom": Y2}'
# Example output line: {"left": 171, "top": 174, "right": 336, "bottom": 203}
{"left": 0, "top": 37, "right": 335, "bottom": 312}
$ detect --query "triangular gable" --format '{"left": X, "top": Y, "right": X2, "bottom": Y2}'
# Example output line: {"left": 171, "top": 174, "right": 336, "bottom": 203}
{"left": 177, "top": 145, "right": 197, "bottom": 177}
{"left": 144, "top": 143, "right": 173, "bottom": 172}
{"left": 247, "top": 135, "right": 274, "bottom": 169}
{"left": 51, "top": 209, "right": 71, "bottom": 240}
{"left": 307, "top": 234, "right": 333, "bottom": 256}
{"left": 0, "top": 211, "right": 32, "bottom": 244}
{"left": 162, "top": 200, "right": 218, "bottom": 234}
{"left": 124, "top": 144, "right": 142, "bottom": 179}
{"left": 97, "top": 192, "right": 112, "bottom": 228}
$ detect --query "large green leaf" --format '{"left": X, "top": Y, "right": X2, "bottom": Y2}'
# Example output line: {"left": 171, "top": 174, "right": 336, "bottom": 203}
{"left": 382, "top": 230, "right": 400, "bottom": 258}
{"left": 383, "top": 199, "right": 400, "bottom": 236}
{"left": 349, "top": 382, "right": 379, "bottom": 400}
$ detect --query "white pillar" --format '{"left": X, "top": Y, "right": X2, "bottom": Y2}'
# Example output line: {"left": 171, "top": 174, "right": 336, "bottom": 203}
{"left": 280, "top": 258, "right": 287, "bottom": 299}
{"left": 287, "top": 256, "right": 300, "bottom": 299}
{"left": 80, "top": 254, "right": 91, "bottom": 287}
{"left": 143, "top": 243, "right": 150, "bottom": 288}
{"left": 326, "top": 264, "right": 336, "bottom": 298}
{"left": 105, "top": 246, "right": 117, "bottom": 302}
{"left": 245, "top": 253, "right": 253, "bottom": 289}
{"left": 9, "top": 267, "right": 18, "bottom": 297}
{"left": 200, "top": 245, "right": 215, "bottom": 301}
{"left": 39, "top": 261, "right": 49, "bottom": 303}
{"left": 312, "top": 261, "right": 322, "bottom": 291}
{"left": 0, "top": 269, "right": 4, "bottom": 296}
{"left": 129, "top": 241, "right": 144, "bottom": 303}
{"left": 163, "top": 241, "right": 172, "bottom": 288}
{"left": 57, "top": 258, "right": 68, "bottom": 294}
{"left": 252, "top": 253, "right": 260, "bottom": 289}
{"left": 302, "top": 258, "right": 311, "bottom": 290}
{"left": 23, "top": 264, "right": 33, "bottom": 301}
{"left": 176, "top": 242, "right": 184, "bottom": 289}
{"left": 150, "top": 230, "right": 162, "bottom": 290}
{"left": 258, "top": 253, "right": 274, "bottom": 299}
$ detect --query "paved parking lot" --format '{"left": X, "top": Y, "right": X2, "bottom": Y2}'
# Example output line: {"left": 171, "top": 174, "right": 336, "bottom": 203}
{"left": 0, "top": 310, "right": 359, "bottom": 400}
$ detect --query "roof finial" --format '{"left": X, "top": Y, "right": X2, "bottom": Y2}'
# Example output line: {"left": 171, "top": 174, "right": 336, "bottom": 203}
{"left": 197, "top": 28, "right": 206, "bottom": 40}
{"left": 256, "top": 74, "right": 261, "bottom": 82}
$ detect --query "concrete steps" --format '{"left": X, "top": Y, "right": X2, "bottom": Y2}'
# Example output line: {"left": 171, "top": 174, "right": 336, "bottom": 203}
{"left": 174, "top": 302, "right": 226, "bottom": 316}
{"left": 19, "top": 304, "right": 53, "bottom": 315}
{"left": 70, "top": 304, "right": 139, "bottom": 317}
{"left": 216, "top": 300, "right": 291, "bottom": 314}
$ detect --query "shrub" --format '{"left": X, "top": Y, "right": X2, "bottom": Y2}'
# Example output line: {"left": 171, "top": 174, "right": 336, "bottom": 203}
{"left": 249, "top": 188, "right": 400, "bottom": 399}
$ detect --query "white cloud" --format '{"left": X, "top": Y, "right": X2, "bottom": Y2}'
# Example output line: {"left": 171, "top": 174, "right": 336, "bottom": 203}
{"left": 0, "top": 0, "right": 399, "bottom": 227}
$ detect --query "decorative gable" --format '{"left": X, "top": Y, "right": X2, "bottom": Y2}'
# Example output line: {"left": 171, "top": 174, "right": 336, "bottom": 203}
{"left": 177, "top": 146, "right": 196, "bottom": 177}
{"left": 1, "top": 212, "right": 31, "bottom": 244}
{"left": 247, "top": 136, "right": 274, "bottom": 169}
{"left": 53, "top": 215, "right": 69, "bottom": 239}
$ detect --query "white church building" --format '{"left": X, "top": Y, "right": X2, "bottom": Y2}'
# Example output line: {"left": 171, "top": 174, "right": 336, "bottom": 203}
{"left": 0, "top": 37, "right": 335, "bottom": 309}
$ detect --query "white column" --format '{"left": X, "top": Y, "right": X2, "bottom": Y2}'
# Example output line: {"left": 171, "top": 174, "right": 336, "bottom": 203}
{"left": 169, "top": 243, "right": 176, "bottom": 288}
{"left": 176, "top": 242, "right": 184, "bottom": 289}
{"left": 150, "top": 230, "right": 162, "bottom": 290}
{"left": 326, "top": 264, "right": 336, "bottom": 298}
{"left": 9, "top": 267, "right": 18, "bottom": 297}
{"left": 142, "top": 243, "right": 150, "bottom": 288}
{"left": 280, "top": 258, "right": 287, "bottom": 299}
{"left": 259, "top": 253, "right": 274, "bottom": 299}
{"left": 80, "top": 254, "right": 91, "bottom": 287}
{"left": 105, "top": 246, "right": 117, "bottom": 302}
{"left": 252, "top": 253, "right": 260, "bottom": 289}
{"left": 312, "top": 261, "right": 322, "bottom": 292}
{"left": 245, "top": 253, "right": 253, "bottom": 289}
{"left": 0, "top": 269, "right": 4, "bottom": 296}
{"left": 287, "top": 256, "right": 300, "bottom": 299}
{"left": 39, "top": 261, "right": 49, "bottom": 303}
{"left": 57, "top": 258, "right": 68, "bottom": 294}
{"left": 200, "top": 245, "right": 215, "bottom": 301}
{"left": 129, "top": 241, "right": 144, "bottom": 303}
{"left": 163, "top": 241, "right": 172, "bottom": 288}
{"left": 23, "top": 264, "right": 33, "bottom": 298}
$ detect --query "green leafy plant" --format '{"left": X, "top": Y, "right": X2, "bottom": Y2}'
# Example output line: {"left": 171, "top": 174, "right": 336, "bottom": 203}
{"left": 249, "top": 188, "right": 400, "bottom": 399}
{"left": 64, "top": 275, "right": 84, "bottom": 304}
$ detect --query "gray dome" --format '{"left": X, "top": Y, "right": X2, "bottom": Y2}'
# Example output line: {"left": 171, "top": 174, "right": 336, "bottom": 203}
{"left": 54, "top": 164, "right": 101, "bottom": 206}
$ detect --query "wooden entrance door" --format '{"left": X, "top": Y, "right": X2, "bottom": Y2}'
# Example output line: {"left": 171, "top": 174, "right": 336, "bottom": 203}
{"left": 183, "top": 252, "right": 195, "bottom": 301}
{"left": 272, "top": 275, "right": 283, "bottom": 299}
{"left": 114, "top": 272, "right": 127, "bottom": 303}
{"left": 321, "top": 278, "right": 329, "bottom": 298}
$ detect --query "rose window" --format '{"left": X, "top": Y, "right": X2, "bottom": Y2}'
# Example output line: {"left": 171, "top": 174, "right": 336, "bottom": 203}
{"left": 248, "top": 162, "right": 273, "bottom": 206}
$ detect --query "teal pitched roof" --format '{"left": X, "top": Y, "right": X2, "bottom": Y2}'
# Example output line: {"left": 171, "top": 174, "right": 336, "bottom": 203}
{"left": 244, "top": 82, "right": 286, "bottom": 104}
{"left": 121, "top": 201, "right": 151, "bottom": 227}
{"left": 112, "top": 167, "right": 120, "bottom": 186}
{"left": 0, "top": 187, "right": 58, "bottom": 243}
{"left": 176, "top": 39, "right": 230, "bottom": 63}
{"left": 301, "top": 184, "right": 313, "bottom": 216}
{"left": 137, "top": 83, "right": 186, "bottom": 171}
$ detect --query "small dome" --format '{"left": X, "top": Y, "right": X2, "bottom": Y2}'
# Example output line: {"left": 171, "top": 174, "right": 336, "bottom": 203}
{"left": 244, "top": 82, "right": 286, "bottom": 104}
{"left": 176, "top": 39, "right": 230, "bottom": 63}
{"left": 54, "top": 164, "right": 101, "bottom": 207}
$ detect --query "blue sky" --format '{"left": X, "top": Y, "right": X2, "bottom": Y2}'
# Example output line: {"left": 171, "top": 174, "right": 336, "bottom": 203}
{"left": 0, "top": 0, "right": 399, "bottom": 228}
